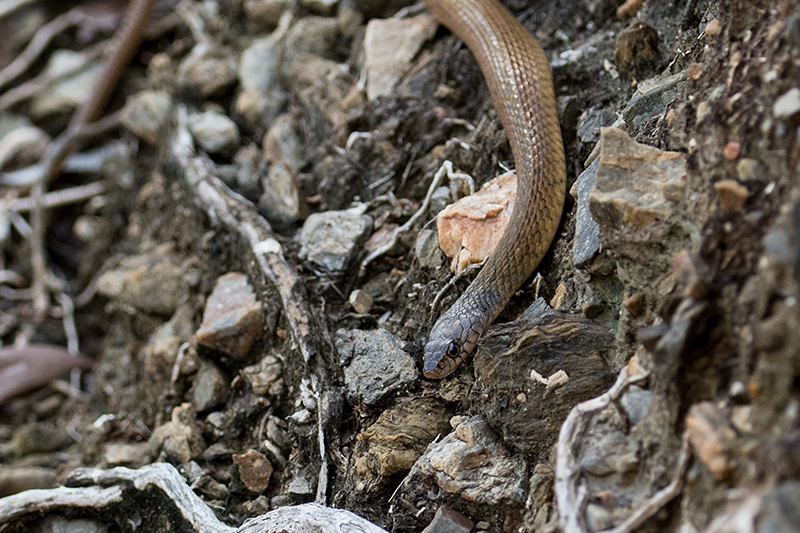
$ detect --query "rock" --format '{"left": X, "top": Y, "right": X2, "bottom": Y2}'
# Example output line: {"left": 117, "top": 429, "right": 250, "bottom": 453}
{"left": 148, "top": 403, "right": 205, "bottom": 464}
{"left": 572, "top": 158, "right": 601, "bottom": 267}
{"left": 192, "top": 473, "right": 230, "bottom": 501}
{"left": 471, "top": 305, "right": 615, "bottom": 462}
{"left": 400, "top": 417, "right": 527, "bottom": 526}
{"left": 232, "top": 144, "right": 262, "bottom": 190}
{"left": 364, "top": 15, "right": 438, "bottom": 100}
{"left": 263, "top": 113, "right": 304, "bottom": 173}
{"left": 197, "top": 272, "right": 265, "bottom": 360}
{"left": 284, "top": 16, "right": 339, "bottom": 60}
{"left": 422, "top": 505, "right": 474, "bottom": 533}
{"left": 301, "top": 0, "right": 337, "bottom": 14}
{"left": 614, "top": 19, "right": 660, "bottom": 79}
{"left": 437, "top": 170, "right": 517, "bottom": 273}
{"left": 353, "top": 397, "right": 452, "bottom": 484}
{"left": 686, "top": 401, "right": 737, "bottom": 480}
{"left": 622, "top": 72, "right": 687, "bottom": 132}
{"left": 142, "top": 304, "right": 194, "bottom": 377}
{"left": 191, "top": 359, "right": 230, "bottom": 412}
{"left": 30, "top": 50, "right": 102, "bottom": 118}
{"left": 714, "top": 179, "right": 749, "bottom": 213}
{"left": 336, "top": 328, "right": 417, "bottom": 405}
{"left": 120, "top": 90, "right": 174, "bottom": 144}
{"left": 243, "top": 0, "right": 287, "bottom": 31}
{"left": 235, "top": 88, "right": 286, "bottom": 132}
{"left": 239, "top": 35, "right": 284, "bottom": 92}
{"left": 103, "top": 442, "right": 150, "bottom": 467}
{"left": 259, "top": 162, "right": 303, "bottom": 226}
{"left": 622, "top": 292, "right": 644, "bottom": 315}
{"left": 415, "top": 229, "right": 444, "bottom": 268}
{"left": 576, "top": 107, "right": 616, "bottom": 145}
{"left": 0, "top": 466, "right": 56, "bottom": 497}
{"left": 298, "top": 209, "right": 373, "bottom": 271}
{"left": 736, "top": 158, "right": 763, "bottom": 182}
{"left": 241, "top": 354, "right": 285, "bottom": 397}
{"left": 187, "top": 110, "right": 240, "bottom": 155}
{"left": 588, "top": 127, "right": 687, "bottom": 229}
{"left": 233, "top": 449, "right": 273, "bottom": 493}
{"left": 96, "top": 245, "right": 191, "bottom": 315}
{"left": 349, "top": 289, "right": 373, "bottom": 314}
{"left": 177, "top": 43, "right": 238, "bottom": 98}
{"left": 287, "top": 474, "right": 315, "bottom": 496}
{"left": 773, "top": 87, "right": 800, "bottom": 119}
{"left": 620, "top": 385, "right": 652, "bottom": 425}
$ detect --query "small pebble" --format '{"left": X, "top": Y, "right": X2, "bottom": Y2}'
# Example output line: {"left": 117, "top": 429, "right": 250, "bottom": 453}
{"left": 714, "top": 180, "right": 749, "bottom": 213}
{"left": 686, "top": 63, "right": 703, "bottom": 80}
{"left": 349, "top": 289, "right": 373, "bottom": 315}
{"left": 421, "top": 505, "right": 474, "bottom": 533}
{"left": 704, "top": 18, "right": 721, "bottom": 36}
{"left": 774, "top": 87, "right": 800, "bottom": 119}
{"left": 723, "top": 141, "right": 741, "bottom": 160}
{"left": 622, "top": 292, "right": 644, "bottom": 316}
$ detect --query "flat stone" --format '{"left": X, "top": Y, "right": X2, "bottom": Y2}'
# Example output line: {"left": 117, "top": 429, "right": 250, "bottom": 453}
{"left": 96, "top": 245, "right": 190, "bottom": 315}
{"left": 364, "top": 14, "right": 438, "bottom": 100}
{"left": 588, "top": 127, "right": 687, "bottom": 229}
{"left": 197, "top": 272, "right": 265, "bottom": 359}
{"left": 622, "top": 71, "right": 687, "bottom": 132}
{"left": 422, "top": 505, "right": 474, "bottom": 533}
{"left": 188, "top": 110, "right": 240, "bottom": 155}
{"left": 298, "top": 209, "right": 372, "bottom": 271}
{"left": 437, "top": 170, "right": 516, "bottom": 273}
{"left": 337, "top": 328, "right": 417, "bottom": 405}
{"left": 120, "top": 90, "right": 174, "bottom": 145}
{"left": 233, "top": 449, "right": 273, "bottom": 493}
{"left": 572, "top": 157, "right": 601, "bottom": 267}
{"left": 353, "top": 397, "right": 452, "bottom": 482}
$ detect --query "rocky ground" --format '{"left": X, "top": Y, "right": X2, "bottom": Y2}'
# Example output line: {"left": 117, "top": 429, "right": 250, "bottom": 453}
{"left": 1, "top": 0, "right": 799, "bottom": 532}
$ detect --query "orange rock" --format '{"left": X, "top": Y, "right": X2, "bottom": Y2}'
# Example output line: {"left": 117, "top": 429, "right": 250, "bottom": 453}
{"left": 437, "top": 170, "right": 517, "bottom": 273}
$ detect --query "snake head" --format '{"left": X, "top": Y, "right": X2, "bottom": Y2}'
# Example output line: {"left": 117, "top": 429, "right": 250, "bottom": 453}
{"left": 423, "top": 315, "right": 480, "bottom": 379}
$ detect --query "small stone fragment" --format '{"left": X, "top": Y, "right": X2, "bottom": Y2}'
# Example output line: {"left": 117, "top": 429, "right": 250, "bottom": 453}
{"left": 298, "top": 209, "right": 373, "bottom": 271}
{"left": 233, "top": 449, "right": 273, "bottom": 493}
{"left": 188, "top": 111, "right": 240, "bottom": 155}
{"left": 774, "top": 88, "right": 800, "bottom": 119}
{"left": 364, "top": 14, "right": 438, "bottom": 100}
{"left": 415, "top": 229, "right": 444, "bottom": 268}
{"left": 620, "top": 385, "right": 652, "bottom": 425}
{"left": 197, "top": 272, "right": 265, "bottom": 360}
{"left": 349, "top": 289, "right": 373, "bottom": 314}
{"left": 422, "top": 505, "right": 474, "bottom": 533}
{"left": 573, "top": 158, "right": 601, "bottom": 267}
{"left": 283, "top": 16, "right": 339, "bottom": 66}
{"left": 263, "top": 113, "right": 305, "bottom": 173}
{"left": 686, "top": 401, "right": 736, "bottom": 480}
{"left": 337, "top": 329, "right": 417, "bottom": 405}
{"left": 736, "top": 158, "right": 762, "bottom": 182}
{"left": 723, "top": 141, "right": 741, "bottom": 160}
{"left": 686, "top": 63, "right": 703, "bottom": 80}
{"left": 103, "top": 442, "right": 150, "bottom": 467}
{"left": 704, "top": 18, "right": 721, "bottom": 36}
{"left": 550, "top": 283, "right": 567, "bottom": 309}
{"left": 192, "top": 359, "right": 230, "bottom": 412}
{"left": 148, "top": 403, "right": 205, "bottom": 464}
{"left": 259, "top": 162, "right": 303, "bottom": 226}
{"left": 714, "top": 180, "right": 749, "bottom": 214}
{"left": 242, "top": 354, "right": 285, "bottom": 397}
{"left": 96, "top": 245, "right": 190, "bottom": 315}
{"left": 177, "top": 44, "right": 237, "bottom": 98}
{"left": 622, "top": 292, "right": 644, "bottom": 315}
{"left": 614, "top": 19, "right": 660, "bottom": 79}
{"left": 622, "top": 72, "right": 687, "bottom": 132}
{"left": 120, "top": 90, "right": 174, "bottom": 144}
{"left": 239, "top": 35, "right": 283, "bottom": 92}
{"left": 589, "top": 127, "right": 687, "bottom": 229}
{"left": 437, "top": 171, "right": 517, "bottom": 273}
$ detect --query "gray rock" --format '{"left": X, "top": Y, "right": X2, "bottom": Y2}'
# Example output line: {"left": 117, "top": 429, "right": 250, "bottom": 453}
{"left": 234, "top": 88, "right": 286, "bottom": 134}
{"left": 192, "top": 359, "right": 230, "bottom": 412}
{"left": 263, "top": 113, "right": 304, "bottom": 173}
{"left": 620, "top": 385, "right": 653, "bottom": 425}
{"left": 349, "top": 289, "right": 373, "bottom": 314}
{"left": 415, "top": 229, "right": 444, "bottom": 268}
{"left": 364, "top": 15, "right": 438, "bottom": 100}
{"left": 287, "top": 474, "right": 314, "bottom": 495}
{"left": 421, "top": 505, "right": 474, "bottom": 533}
{"left": 576, "top": 107, "right": 616, "bottom": 144}
{"left": 622, "top": 71, "right": 687, "bottom": 132}
{"left": 430, "top": 186, "right": 452, "bottom": 218}
{"left": 242, "top": 354, "right": 285, "bottom": 397}
{"left": 177, "top": 43, "right": 238, "bottom": 98}
{"left": 259, "top": 162, "right": 302, "bottom": 225}
{"left": 298, "top": 209, "right": 372, "bottom": 271}
{"left": 148, "top": 404, "right": 204, "bottom": 464}
{"left": 337, "top": 328, "right": 417, "bottom": 405}
{"left": 284, "top": 16, "right": 339, "bottom": 59}
{"left": 239, "top": 35, "right": 284, "bottom": 92}
{"left": 573, "top": 157, "right": 601, "bottom": 267}
{"left": 773, "top": 88, "right": 800, "bottom": 119}
{"left": 188, "top": 110, "right": 240, "bottom": 155}
{"left": 120, "top": 90, "right": 174, "bottom": 145}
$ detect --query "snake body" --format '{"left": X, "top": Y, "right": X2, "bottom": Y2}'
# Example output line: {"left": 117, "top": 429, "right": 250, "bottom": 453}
{"left": 423, "top": 0, "right": 566, "bottom": 379}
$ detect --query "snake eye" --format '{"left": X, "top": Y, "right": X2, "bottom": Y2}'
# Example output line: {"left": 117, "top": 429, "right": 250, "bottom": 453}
{"left": 445, "top": 341, "right": 459, "bottom": 357}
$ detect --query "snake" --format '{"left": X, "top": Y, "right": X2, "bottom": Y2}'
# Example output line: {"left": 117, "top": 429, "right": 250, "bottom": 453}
{"left": 422, "top": 0, "right": 566, "bottom": 379}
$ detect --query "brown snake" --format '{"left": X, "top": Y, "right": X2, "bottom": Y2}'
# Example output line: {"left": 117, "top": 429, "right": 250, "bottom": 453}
{"left": 423, "top": 0, "right": 566, "bottom": 378}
